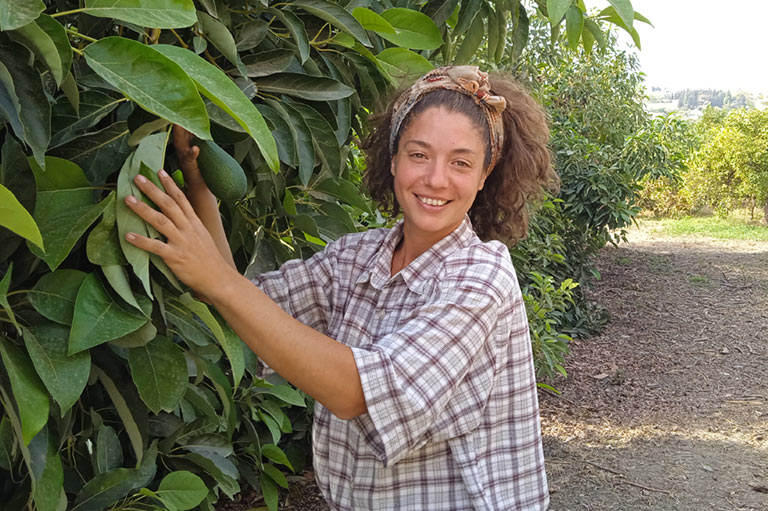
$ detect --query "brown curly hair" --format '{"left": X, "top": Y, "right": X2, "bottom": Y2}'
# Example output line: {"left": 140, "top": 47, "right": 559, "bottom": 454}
{"left": 361, "top": 74, "right": 558, "bottom": 244}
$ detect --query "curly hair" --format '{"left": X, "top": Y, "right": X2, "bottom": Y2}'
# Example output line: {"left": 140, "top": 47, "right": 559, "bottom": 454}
{"left": 361, "top": 74, "right": 558, "bottom": 244}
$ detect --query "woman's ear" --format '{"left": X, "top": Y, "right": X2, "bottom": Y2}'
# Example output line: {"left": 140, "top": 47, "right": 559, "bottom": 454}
{"left": 390, "top": 158, "right": 396, "bottom": 177}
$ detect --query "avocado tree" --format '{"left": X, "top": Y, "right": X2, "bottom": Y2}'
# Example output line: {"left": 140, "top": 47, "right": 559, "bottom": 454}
{"left": 0, "top": 0, "right": 638, "bottom": 509}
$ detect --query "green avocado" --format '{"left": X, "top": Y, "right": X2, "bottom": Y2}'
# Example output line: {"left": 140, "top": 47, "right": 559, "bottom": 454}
{"left": 194, "top": 139, "right": 248, "bottom": 203}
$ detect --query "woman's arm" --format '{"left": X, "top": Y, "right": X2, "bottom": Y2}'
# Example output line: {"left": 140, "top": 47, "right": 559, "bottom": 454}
{"left": 124, "top": 169, "right": 367, "bottom": 420}
{"left": 172, "top": 125, "right": 236, "bottom": 269}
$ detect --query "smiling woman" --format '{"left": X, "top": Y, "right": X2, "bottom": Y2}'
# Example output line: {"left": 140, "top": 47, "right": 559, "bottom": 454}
{"left": 124, "top": 66, "right": 557, "bottom": 510}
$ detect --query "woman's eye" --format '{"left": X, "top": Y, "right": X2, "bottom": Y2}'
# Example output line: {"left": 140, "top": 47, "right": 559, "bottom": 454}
{"left": 410, "top": 153, "right": 426, "bottom": 159}
{"left": 454, "top": 160, "right": 471, "bottom": 168}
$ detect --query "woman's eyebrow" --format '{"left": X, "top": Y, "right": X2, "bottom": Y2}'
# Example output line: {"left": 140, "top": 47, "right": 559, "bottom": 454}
{"left": 402, "top": 139, "right": 480, "bottom": 155}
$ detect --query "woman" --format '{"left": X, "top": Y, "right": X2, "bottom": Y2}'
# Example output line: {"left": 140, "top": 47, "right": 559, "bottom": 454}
{"left": 125, "top": 66, "right": 555, "bottom": 510}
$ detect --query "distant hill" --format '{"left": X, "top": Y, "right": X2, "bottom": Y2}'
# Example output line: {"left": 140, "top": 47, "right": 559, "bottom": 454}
{"left": 644, "top": 87, "right": 767, "bottom": 118}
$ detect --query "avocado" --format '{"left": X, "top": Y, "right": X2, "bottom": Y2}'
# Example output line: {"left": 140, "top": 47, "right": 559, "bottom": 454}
{"left": 194, "top": 139, "right": 248, "bottom": 203}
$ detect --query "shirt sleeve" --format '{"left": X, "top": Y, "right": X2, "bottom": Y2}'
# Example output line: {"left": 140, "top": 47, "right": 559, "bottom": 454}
{"left": 350, "top": 259, "right": 515, "bottom": 467}
{"left": 250, "top": 242, "right": 338, "bottom": 334}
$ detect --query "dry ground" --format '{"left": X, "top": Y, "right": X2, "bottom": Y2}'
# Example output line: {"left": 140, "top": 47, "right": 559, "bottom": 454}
{"left": 542, "top": 224, "right": 768, "bottom": 511}
{"left": 227, "top": 223, "right": 768, "bottom": 510}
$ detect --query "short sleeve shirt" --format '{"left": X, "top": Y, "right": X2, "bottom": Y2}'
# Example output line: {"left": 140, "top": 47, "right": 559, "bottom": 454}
{"left": 251, "top": 217, "right": 549, "bottom": 510}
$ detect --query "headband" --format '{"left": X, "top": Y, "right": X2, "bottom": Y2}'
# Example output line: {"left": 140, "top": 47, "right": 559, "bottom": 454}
{"left": 389, "top": 66, "right": 507, "bottom": 171}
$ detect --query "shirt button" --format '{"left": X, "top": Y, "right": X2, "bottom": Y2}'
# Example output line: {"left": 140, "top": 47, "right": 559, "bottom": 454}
{"left": 376, "top": 309, "right": 386, "bottom": 317}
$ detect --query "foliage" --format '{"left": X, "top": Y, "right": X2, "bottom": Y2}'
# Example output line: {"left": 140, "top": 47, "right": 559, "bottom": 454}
{"left": 635, "top": 113, "right": 697, "bottom": 217}
{"left": 672, "top": 88, "right": 752, "bottom": 111}
{"left": 682, "top": 108, "right": 768, "bottom": 218}
{"left": 0, "top": 0, "right": 640, "bottom": 509}
{"left": 522, "top": 272, "right": 578, "bottom": 383}
{"left": 504, "top": 17, "right": 677, "bottom": 339}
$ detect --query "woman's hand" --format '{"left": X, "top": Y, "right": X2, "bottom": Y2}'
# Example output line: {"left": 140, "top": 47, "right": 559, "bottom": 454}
{"left": 124, "top": 168, "right": 238, "bottom": 297}
{"left": 172, "top": 124, "right": 208, "bottom": 191}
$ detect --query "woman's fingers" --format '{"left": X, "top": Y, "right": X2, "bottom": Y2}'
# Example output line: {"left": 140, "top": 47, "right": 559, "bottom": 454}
{"left": 124, "top": 231, "right": 169, "bottom": 258}
{"left": 125, "top": 193, "right": 181, "bottom": 239}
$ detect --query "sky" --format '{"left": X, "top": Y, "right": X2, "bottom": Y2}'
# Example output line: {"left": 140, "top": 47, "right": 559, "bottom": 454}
{"left": 612, "top": 0, "right": 768, "bottom": 93}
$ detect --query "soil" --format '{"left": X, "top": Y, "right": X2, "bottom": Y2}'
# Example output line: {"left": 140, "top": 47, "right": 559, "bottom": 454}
{"left": 542, "top": 223, "right": 768, "bottom": 510}
{"left": 227, "top": 222, "right": 768, "bottom": 510}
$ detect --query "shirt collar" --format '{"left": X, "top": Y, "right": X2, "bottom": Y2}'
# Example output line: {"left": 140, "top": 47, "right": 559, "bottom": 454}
{"left": 358, "top": 216, "right": 476, "bottom": 294}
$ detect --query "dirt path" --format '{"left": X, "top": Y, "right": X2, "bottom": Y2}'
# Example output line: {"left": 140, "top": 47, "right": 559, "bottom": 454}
{"left": 541, "top": 224, "right": 768, "bottom": 510}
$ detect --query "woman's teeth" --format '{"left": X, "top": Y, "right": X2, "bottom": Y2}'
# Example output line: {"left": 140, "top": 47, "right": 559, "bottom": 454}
{"left": 418, "top": 196, "right": 447, "bottom": 206}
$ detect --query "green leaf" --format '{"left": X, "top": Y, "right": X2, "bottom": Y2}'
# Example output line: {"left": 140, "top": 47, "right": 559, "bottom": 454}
{"left": 73, "top": 467, "right": 145, "bottom": 511}
{"left": 0, "top": 0, "right": 43, "bottom": 31}
{"left": 453, "top": 0, "right": 481, "bottom": 36}
{"left": 261, "top": 444, "right": 293, "bottom": 471}
{"left": 583, "top": 19, "right": 604, "bottom": 49}
{"left": 69, "top": 272, "right": 148, "bottom": 354}
{"left": 240, "top": 49, "right": 295, "bottom": 78}
{"left": 0, "top": 40, "right": 51, "bottom": 167}
{"left": 285, "top": 99, "right": 342, "bottom": 178}
{"left": 253, "top": 73, "right": 355, "bottom": 101}
{"left": 267, "top": 8, "right": 310, "bottom": 64}
{"left": 83, "top": 0, "right": 197, "bottom": 29}
{"left": 607, "top": 0, "right": 633, "bottom": 29}
{"left": 260, "top": 473, "right": 279, "bottom": 511}
{"left": 453, "top": 13, "right": 483, "bottom": 64}
{"left": 565, "top": 5, "right": 583, "bottom": 50}
{"left": 546, "top": 0, "right": 571, "bottom": 25}
{"left": 0, "top": 415, "right": 15, "bottom": 470}
{"left": 253, "top": 384, "right": 306, "bottom": 407}
{"left": 153, "top": 44, "right": 279, "bottom": 172}
{"left": 155, "top": 471, "right": 208, "bottom": 511}
{"left": 102, "top": 265, "right": 144, "bottom": 312}
{"left": 0, "top": 183, "right": 43, "bottom": 250}
{"left": 29, "top": 155, "right": 90, "bottom": 191}
{"left": 236, "top": 20, "right": 269, "bottom": 51}
{"left": 184, "top": 452, "right": 239, "bottom": 498}
{"left": 50, "top": 90, "right": 123, "bottom": 148}
{"left": 0, "top": 264, "right": 18, "bottom": 332}
{"left": 29, "top": 269, "right": 87, "bottom": 325}
{"left": 31, "top": 428, "right": 64, "bottom": 511}
{"left": 314, "top": 177, "right": 372, "bottom": 214}
{"left": 265, "top": 98, "right": 314, "bottom": 186}
{"left": 9, "top": 16, "right": 65, "bottom": 86}
{"left": 0, "top": 61, "right": 22, "bottom": 139}
{"left": 196, "top": 11, "right": 246, "bottom": 76}
{"left": 29, "top": 187, "right": 110, "bottom": 272}
{"left": 421, "top": 0, "right": 459, "bottom": 26}
{"left": 60, "top": 71, "right": 79, "bottom": 114}
{"left": 52, "top": 121, "right": 132, "bottom": 187}
{"left": 0, "top": 342, "right": 49, "bottom": 445}
{"left": 177, "top": 293, "right": 243, "bottom": 388}
{"left": 262, "top": 463, "right": 288, "bottom": 489}
{"left": 352, "top": 7, "right": 396, "bottom": 34}
{"left": 256, "top": 103, "right": 296, "bottom": 166}
{"left": 87, "top": 193, "right": 127, "bottom": 266}
{"left": 117, "top": 153, "right": 151, "bottom": 297}
{"left": 23, "top": 322, "right": 90, "bottom": 414}
{"left": 110, "top": 320, "right": 157, "bottom": 348}
{"left": 379, "top": 8, "right": 443, "bottom": 50}
{"left": 376, "top": 48, "right": 433, "bottom": 79}
{"left": 291, "top": 0, "right": 371, "bottom": 47}
{"left": 93, "top": 425, "right": 123, "bottom": 475}
{"left": 84, "top": 37, "right": 211, "bottom": 141}
{"left": 128, "top": 335, "right": 188, "bottom": 414}
{"left": 92, "top": 366, "right": 144, "bottom": 465}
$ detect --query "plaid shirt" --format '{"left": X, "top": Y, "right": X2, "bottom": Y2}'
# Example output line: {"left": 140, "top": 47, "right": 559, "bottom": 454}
{"left": 252, "top": 217, "right": 548, "bottom": 510}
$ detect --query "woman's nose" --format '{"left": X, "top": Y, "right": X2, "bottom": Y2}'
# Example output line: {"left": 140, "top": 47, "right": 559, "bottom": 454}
{"left": 424, "top": 160, "right": 449, "bottom": 188}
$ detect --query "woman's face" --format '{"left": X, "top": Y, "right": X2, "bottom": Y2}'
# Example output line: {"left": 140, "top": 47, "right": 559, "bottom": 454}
{"left": 391, "top": 106, "right": 488, "bottom": 245}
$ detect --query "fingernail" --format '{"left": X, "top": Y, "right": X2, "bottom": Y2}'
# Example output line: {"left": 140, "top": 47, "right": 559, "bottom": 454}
{"left": 159, "top": 169, "right": 169, "bottom": 178}
{"left": 125, "top": 233, "right": 136, "bottom": 241}
{"left": 126, "top": 195, "right": 137, "bottom": 204}
{"left": 135, "top": 174, "right": 147, "bottom": 184}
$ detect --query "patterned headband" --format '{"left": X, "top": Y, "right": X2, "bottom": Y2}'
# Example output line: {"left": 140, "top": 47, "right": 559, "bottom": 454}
{"left": 389, "top": 66, "right": 507, "bottom": 171}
